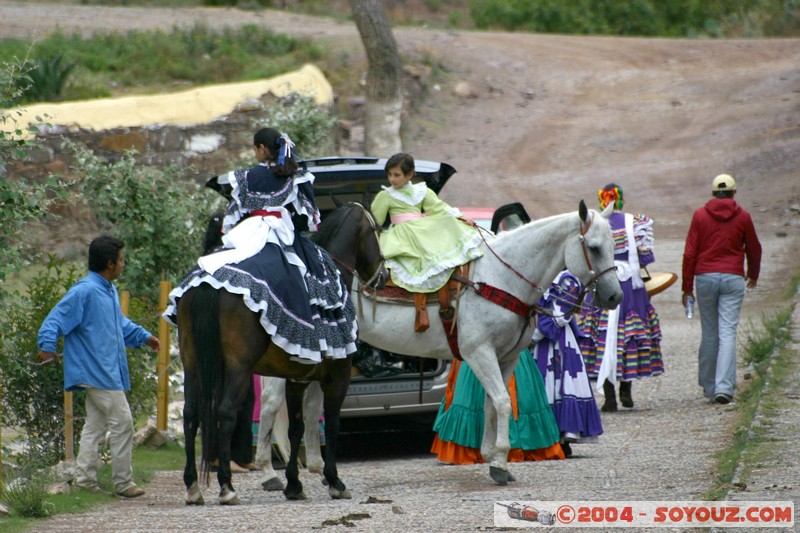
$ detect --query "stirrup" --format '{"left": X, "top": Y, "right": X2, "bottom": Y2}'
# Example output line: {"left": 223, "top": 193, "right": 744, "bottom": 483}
{"left": 414, "top": 293, "right": 429, "bottom": 332}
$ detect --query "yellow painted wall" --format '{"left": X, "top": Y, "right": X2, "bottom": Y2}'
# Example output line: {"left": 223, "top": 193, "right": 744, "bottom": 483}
{"left": 3, "top": 64, "right": 333, "bottom": 139}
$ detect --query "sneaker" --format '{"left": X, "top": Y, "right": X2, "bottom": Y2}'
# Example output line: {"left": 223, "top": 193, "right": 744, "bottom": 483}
{"left": 714, "top": 394, "right": 733, "bottom": 405}
{"left": 116, "top": 485, "right": 145, "bottom": 498}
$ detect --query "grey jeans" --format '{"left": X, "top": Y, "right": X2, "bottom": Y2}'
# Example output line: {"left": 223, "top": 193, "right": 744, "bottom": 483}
{"left": 696, "top": 273, "right": 746, "bottom": 399}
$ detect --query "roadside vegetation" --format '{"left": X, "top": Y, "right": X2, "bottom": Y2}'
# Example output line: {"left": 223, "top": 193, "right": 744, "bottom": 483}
{"left": 0, "top": 23, "right": 323, "bottom": 103}
{"left": 1, "top": 442, "right": 187, "bottom": 533}
{"left": 703, "top": 270, "right": 800, "bottom": 501}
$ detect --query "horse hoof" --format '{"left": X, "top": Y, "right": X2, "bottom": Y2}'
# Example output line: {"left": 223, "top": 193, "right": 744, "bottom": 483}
{"left": 284, "top": 490, "right": 307, "bottom": 501}
{"left": 307, "top": 462, "right": 324, "bottom": 475}
{"left": 490, "top": 466, "right": 509, "bottom": 486}
{"left": 261, "top": 477, "right": 284, "bottom": 491}
{"left": 219, "top": 494, "right": 240, "bottom": 505}
{"left": 507, "top": 472, "right": 516, "bottom": 483}
{"left": 185, "top": 482, "right": 204, "bottom": 505}
{"left": 329, "top": 487, "right": 352, "bottom": 500}
{"left": 219, "top": 487, "right": 240, "bottom": 505}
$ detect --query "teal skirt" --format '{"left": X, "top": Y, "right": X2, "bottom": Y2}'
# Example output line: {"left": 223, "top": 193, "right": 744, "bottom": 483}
{"left": 433, "top": 349, "right": 561, "bottom": 450}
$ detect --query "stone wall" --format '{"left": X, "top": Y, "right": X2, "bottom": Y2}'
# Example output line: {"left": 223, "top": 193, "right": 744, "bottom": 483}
{"left": 8, "top": 92, "right": 365, "bottom": 258}
{"left": 10, "top": 92, "right": 364, "bottom": 188}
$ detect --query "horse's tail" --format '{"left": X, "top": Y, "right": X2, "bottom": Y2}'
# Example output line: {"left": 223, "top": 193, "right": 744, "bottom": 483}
{"left": 190, "top": 283, "right": 224, "bottom": 481}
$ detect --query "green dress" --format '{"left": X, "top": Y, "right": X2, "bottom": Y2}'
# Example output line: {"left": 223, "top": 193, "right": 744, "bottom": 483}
{"left": 432, "top": 348, "right": 562, "bottom": 451}
{"left": 371, "top": 182, "right": 483, "bottom": 292}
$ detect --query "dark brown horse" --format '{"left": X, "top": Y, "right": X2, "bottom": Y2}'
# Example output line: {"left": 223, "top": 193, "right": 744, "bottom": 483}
{"left": 178, "top": 202, "right": 387, "bottom": 505}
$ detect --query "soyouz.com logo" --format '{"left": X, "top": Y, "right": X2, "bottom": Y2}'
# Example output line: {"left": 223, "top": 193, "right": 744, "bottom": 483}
{"left": 494, "top": 501, "right": 794, "bottom": 528}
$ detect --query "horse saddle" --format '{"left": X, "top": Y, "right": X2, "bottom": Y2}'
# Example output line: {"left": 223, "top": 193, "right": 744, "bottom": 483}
{"left": 361, "top": 263, "right": 473, "bottom": 344}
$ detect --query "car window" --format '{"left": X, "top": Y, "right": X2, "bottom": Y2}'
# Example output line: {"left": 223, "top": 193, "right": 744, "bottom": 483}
{"left": 496, "top": 213, "right": 527, "bottom": 232}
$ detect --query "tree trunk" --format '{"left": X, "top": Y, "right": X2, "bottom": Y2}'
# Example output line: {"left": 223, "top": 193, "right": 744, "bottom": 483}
{"left": 350, "top": 0, "right": 403, "bottom": 156}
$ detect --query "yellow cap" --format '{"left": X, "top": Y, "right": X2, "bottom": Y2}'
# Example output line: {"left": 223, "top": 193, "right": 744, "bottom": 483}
{"left": 711, "top": 174, "right": 736, "bottom": 192}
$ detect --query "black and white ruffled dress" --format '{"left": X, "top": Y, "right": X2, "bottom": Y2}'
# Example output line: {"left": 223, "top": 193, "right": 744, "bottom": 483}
{"left": 163, "top": 163, "right": 357, "bottom": 363}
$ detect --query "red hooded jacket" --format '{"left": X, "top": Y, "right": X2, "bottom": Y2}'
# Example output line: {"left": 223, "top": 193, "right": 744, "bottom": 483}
{"left": 682, "top": 197, "right": 761, "bottom": 293}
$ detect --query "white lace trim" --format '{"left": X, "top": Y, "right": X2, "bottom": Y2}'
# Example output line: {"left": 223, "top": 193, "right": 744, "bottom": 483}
{"left": 381, "top": 182, "right": 428, "bottom": 206}
{"left": 163, "top": 274, "right": 355, "bottom": 362}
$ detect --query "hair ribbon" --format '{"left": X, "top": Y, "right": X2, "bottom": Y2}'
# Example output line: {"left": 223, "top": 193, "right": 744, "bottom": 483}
{"left": 277, "top": 133, "right": 295, "bottom": 165}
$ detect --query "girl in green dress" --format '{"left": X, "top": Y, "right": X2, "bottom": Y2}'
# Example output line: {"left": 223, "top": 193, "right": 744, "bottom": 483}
{"left": 370, "top": 153, "right": 484, "bottom": 293}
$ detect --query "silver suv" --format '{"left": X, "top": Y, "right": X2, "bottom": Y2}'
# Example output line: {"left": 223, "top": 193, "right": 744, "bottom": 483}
{"left": 304, "top": 157, "right": 531, "bottom": 430}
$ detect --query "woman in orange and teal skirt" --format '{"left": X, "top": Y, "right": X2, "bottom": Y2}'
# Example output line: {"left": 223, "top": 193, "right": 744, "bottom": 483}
{"left": 431, "top": 349, "right": 564, "bottom": 464}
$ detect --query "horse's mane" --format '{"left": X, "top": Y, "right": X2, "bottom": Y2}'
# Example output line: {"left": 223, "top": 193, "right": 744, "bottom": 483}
{"left": 310, "top": 204, "right": 355, "bottom": 246}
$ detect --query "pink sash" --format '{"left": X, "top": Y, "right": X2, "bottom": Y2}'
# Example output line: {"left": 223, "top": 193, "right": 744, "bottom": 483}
{"left": 391, "top": 212, "right": 427, "bottom": 224}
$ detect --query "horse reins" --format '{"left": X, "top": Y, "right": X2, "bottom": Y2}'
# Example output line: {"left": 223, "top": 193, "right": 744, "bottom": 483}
{"left": 461, "top": 212, "right": 617, "bottom": 319}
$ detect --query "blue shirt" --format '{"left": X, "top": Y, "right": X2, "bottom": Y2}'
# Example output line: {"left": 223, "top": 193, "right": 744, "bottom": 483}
{"left": 37, "top": 271, "right": 153, "bottom": 391}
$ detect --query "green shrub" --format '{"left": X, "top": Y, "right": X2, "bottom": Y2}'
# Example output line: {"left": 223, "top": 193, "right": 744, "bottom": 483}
{"left": 1, "top": 474, "right": 55, "bottom": 519}
{"left": 0, "top": 258, "right": 84, "bottom": 466}
{"left": 467, "top": 0, "right": 789, "bottom": 37}
{"left": 203, "top": 0, "right": 275, "bottom": 5}
{"left": 261, "top": 93, "right": 337, "bottom": 158}
{"left": 19, "top": 53, "right": 76, "bottom": 103}
{"left": 1, "top": 60, "right": 71, "bottom": 300}
{"left": 65, "top": 141, "right": 222, "bottom": 305}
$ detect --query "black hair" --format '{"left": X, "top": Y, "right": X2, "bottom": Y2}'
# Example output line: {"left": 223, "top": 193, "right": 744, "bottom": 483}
{"left": 385, "top": 153, "right": 415, "bottom": 176}
{"left": 88, "top": 235, "right": 124, "bottom": 272}
{"left": 202, "top": 211, "right": 225, "bottom": 255}
{"left": 713, "top": 190, "right": 736, "bottom": 199}
{"left": 253, "top": 127, "right": 298, "bottom": 178}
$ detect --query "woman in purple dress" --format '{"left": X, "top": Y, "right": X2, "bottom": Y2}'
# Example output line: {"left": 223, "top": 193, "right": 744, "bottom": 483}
{"left": 578, "top": 183, "right": 663, "bottom": 412}
{"left": 532, "top": 270, "right": 603, "bottom": 456}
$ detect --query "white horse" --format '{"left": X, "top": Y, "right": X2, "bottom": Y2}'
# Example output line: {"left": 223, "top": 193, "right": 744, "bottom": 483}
{"left": 258, "top": 200, "right": 621, "bottom": 486}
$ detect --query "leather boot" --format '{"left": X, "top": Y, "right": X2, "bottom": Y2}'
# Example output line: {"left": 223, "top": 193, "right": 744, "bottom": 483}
{"left": 601, "top": 380, "right": 617, "bottom": 412}
{"left": 414, "top": 292, "right": 430, "bottom": 332}
{"left": 619, "top": 380, "right": 634, "bottom": 408}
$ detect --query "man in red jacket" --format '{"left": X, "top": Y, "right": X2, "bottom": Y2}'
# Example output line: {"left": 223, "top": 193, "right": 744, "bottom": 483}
{"left": 682, "top": 174, "right": 761, "bottom": 405}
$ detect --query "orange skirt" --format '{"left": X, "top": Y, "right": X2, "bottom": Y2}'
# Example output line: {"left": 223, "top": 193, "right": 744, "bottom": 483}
{"left": 430, "top": 436, "right": 565, "bottom": 464}
{"left": 431, "top": 358, "right": 565, "bottom": 464}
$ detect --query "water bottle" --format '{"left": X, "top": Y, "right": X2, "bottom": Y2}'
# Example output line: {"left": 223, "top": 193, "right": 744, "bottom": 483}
{"left": 685, "top": 296, "right": 694, "bottom": 319}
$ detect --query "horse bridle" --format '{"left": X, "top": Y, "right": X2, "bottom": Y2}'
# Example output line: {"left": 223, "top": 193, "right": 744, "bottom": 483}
{"left": 575, "top": 211, "right": 618, "bottom": 307}
{"left": 330, "top": 203, "right": 386, "bottom": 291}
{"left": 473, "top": 210, "right": 616, "bottom": 318}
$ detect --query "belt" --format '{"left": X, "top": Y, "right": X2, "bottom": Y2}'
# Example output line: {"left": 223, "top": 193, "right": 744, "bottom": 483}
{"left": 250, "top": 210, "right": 281, "bottom": 218}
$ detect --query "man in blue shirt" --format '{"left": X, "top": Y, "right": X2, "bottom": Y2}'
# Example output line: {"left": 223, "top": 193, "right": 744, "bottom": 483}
{"left": 37, "top": 235, "right": 160, "bottom": 498}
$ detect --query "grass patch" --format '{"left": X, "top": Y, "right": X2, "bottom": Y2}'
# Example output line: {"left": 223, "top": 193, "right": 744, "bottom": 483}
{"left": 0, "top": 441, "right": 186, "bottom": 532}
{"left": 702, "top": 297, "right": 796, "bottom": 500}
{"left": 0, "top": 23, "right": 323, "bottom": 103}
